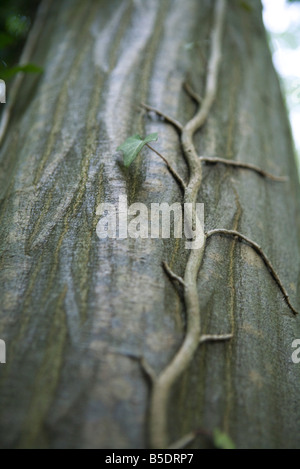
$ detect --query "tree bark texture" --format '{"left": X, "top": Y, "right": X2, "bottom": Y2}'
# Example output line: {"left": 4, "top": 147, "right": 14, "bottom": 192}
{"left": 0, "top": 0, "right": 300, "bottom": 449}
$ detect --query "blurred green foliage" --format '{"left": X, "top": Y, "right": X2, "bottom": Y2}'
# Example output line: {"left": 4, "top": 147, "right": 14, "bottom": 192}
{"left": 213, "top": 429, "right": 235, "bottom": 450}
{"left": 2, "top": 63, "right": 43, "bottom": 80}
{"left": 0, "top": 0, "right": 41, "bottom": 80}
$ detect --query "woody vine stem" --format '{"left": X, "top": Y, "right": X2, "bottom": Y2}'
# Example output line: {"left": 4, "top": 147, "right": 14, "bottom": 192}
{"left": 138, "top": 0, "right": 298, "bottom": 449}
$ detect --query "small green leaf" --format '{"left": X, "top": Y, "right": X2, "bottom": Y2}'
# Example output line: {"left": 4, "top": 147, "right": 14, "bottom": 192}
{"left": 213, "top": 429, "right": 235, "bottom": 449}
{"left": 117, "top": 132, "right": 158, "bottom": 167}
{"left": 0, "top": 63, "right": 43, "bottom": 80}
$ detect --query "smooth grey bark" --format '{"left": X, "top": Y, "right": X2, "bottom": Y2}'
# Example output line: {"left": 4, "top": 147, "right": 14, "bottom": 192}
{"left": 0, "top": 0, "right": 300, "bottom": 449}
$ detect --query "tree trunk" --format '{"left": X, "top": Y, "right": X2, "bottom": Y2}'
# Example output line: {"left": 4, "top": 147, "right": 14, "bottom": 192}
{"left": 0, "top": 0, "right": 300, "bottom": 449}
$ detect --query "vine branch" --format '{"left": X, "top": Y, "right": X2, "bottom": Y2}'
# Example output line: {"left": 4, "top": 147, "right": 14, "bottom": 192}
{"left": 167, "top": 431, "right": 198, "bottom": 450}
{"left": 206, "top": 229, "right": 298, "bottom": 315}
{"left": 146, "top": 143, "right": 186, "bottom": 191}
{"left": 141, "top": 103, "right": 183, "bottom": 132}
{"left": 183, "top": 81, "right": 202, "bottom": 104}
{"left": 162, "top": 261, "right": 186, "bottom": 287}
{"left": 200, "top": 156, "right": 287, "bottom": 182}
{"left": 199, "top": 333, "right": 233, "bottom": 344}
{"left": 140, "top": 357, "right": 157, "bottom": 384}
{"left": 147, "top": 0, "right": 227, "bottom": 449}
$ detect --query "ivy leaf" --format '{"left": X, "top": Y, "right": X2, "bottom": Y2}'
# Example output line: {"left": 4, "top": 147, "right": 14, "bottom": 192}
{"left": 0, "top": 63, "right": 43, "bottom": 80}
{"left": 213, "top": 429, "right": 235, "bottom": 449}
{"left": 117, "top": 132, "right": 158, "bottom": 167}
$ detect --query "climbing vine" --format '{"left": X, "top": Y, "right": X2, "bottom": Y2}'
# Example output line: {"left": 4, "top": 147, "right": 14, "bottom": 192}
{"left": 117, "top": 0, "right": 298, "bottom": 449}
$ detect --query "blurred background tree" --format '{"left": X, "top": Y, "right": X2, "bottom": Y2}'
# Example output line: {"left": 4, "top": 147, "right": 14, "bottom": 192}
{"left": 262, "top": 0, "right": 300, "bottom": 171}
